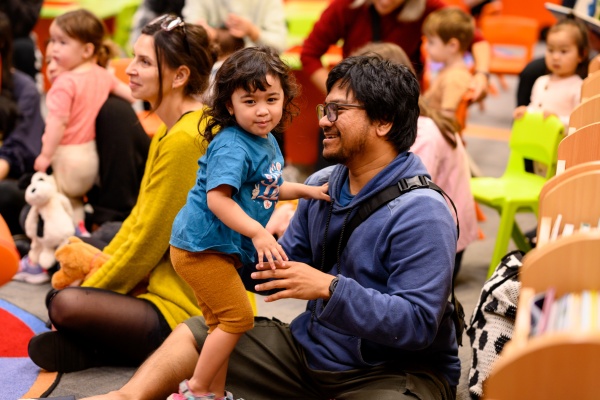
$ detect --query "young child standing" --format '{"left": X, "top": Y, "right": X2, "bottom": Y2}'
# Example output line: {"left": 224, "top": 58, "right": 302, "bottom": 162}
{"left": 514, "top": 17, "right": 588, "bottom": 127}
{"left": 422, "top": 7, "right": 475, "bottom": 121}
{"left": 34, "top": 9, "right": 134, "bottom": 224}
{"left": 169, "top": 46, "right": 330, "bottom": 400}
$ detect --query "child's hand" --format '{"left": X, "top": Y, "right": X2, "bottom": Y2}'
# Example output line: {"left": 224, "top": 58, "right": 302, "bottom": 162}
{"left": 252, "top": 228, "right": 288, "bottom": 269}
{"left": 513, "top": 106, "right": 527, "bottom": 120}
{"left": 34, "top": 154, "right": 51, "bottom": 172}
{"left": 543, "top": 110, "right": 557, "bottom": 120}
{"left": 302, "top": 183, "right": 330, "bottom": 201}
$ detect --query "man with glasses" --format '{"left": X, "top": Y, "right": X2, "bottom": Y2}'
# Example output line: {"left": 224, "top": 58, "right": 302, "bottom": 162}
{"left": 86, "top": 55, "right": 460, "bottom": 400}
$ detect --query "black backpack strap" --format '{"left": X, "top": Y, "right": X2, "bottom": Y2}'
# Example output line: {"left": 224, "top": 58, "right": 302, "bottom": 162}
{"left": 323, "top": 175, "right": 465, "bottom": 345}
{"left": 341, "top": 176, "right": 460, "bottom": 252}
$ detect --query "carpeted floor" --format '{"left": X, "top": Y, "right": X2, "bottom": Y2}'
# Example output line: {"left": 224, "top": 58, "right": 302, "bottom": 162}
{"left": 0, "top": 299, "right": 59, "bottom": 400}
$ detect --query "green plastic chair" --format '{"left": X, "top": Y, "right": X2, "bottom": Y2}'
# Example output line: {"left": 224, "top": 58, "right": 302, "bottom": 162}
{"left": 471, "top": 112, "right": 564, "bottom": 277}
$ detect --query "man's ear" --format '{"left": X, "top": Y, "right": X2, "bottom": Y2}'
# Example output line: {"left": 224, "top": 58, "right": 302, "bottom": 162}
{"left": 172, "top": 65, "right": 191, "bottom": 89}
{"left": 376, "top": 120, "right": 392, "bottom": 137}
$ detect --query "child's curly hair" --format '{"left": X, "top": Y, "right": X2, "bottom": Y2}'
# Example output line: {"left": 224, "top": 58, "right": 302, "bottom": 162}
{"left": 203, "top": 46, "right": 300, "bottom": 142}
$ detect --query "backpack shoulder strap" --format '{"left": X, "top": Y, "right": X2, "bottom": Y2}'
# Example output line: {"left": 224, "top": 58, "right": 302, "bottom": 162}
{"left": 341, "top": 175, "right": 460, "bottom": 252}
{"left": 324, "top": 175, "right": 465, "bottom": 345}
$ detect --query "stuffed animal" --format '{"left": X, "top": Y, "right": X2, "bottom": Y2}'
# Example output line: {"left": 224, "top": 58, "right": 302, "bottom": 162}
{"left": 52, "top": 236, "right": 109, "bottom": 289}
{"left": 24, "top": 172, "right": 75, "bottom": 269}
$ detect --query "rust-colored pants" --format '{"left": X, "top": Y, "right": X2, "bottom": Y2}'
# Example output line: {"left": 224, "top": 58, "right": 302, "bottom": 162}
{"left": 170, "top": 246, "right": 254, "bottom": 334}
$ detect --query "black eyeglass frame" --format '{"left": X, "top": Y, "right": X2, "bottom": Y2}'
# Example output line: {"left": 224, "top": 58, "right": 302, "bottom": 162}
{"left": 316, "top": 102, "right": 365, "bottom": 122}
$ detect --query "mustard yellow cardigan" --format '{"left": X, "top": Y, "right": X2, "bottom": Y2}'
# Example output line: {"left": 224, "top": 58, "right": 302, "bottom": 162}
{"left": 83, "top": 110, "right": 207, "bottom": 329}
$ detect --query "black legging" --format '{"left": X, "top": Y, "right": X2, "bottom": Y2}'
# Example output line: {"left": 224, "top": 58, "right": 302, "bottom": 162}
{"left": 45, "top": 287, "right": 171, "bottom": 366}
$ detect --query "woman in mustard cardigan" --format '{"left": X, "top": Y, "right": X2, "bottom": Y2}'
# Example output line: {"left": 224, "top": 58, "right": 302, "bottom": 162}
{"left": 27, "top": 15, "right": 219, "bottom": 373}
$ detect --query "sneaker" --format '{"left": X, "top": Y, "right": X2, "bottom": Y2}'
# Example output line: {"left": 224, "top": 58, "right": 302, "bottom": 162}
{"left": 12, "top": 256, "right": 50, "bottom": 284}
{"left": 167, "top": 380, "right": 215, "bottom": 400}
{"left": 28, "top": 331, "right": 103, "bottom": 372}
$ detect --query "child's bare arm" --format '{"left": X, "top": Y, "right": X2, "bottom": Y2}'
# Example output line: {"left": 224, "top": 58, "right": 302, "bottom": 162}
{"left": 110, "top": 76, "right": 136, "bottom": 103}
{"left": 35, "top": 114, "right": 67, "bottom": 172}
{"left": 279, "top": 182, "right": 330, "bottom": 201}
{"left": 513, "top": 106, "right": 527, "bottom": 120}
{"left": 207, "top": 184, "right": 287, "bottom": 268}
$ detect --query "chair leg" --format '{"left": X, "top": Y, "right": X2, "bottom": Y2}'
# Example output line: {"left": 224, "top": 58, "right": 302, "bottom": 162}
{"left": 511, "top": 221, "right": 532, "bottom": 253}
{"left": 487, "top": 207, "right": 515, "bottom": 278}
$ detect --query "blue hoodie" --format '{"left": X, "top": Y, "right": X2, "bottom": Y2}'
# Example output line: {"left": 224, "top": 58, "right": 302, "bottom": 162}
{"left": 275, "top": 151, "right": 460, "bottom": 387}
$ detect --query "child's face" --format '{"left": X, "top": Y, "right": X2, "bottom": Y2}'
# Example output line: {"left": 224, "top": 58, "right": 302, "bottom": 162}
{"left": 545, "top": 27, "right": 582, "bottom": 78}
{"left": 48, "top": 21, "right": 92, "bottom": 71}
{"left": 45, "top": 43, "right": 64, "bottom": 83}
{"left": 425, "top": 35, "right": 453, "bottom": 64}
{"left": 226, "top": 74, "right": 284, "bottom": 138}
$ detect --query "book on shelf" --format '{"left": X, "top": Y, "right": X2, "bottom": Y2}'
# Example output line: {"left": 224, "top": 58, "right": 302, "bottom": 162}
{"left": 545, "top": 2, "right": 600, "bottom": 36}
{"left": 536, "top": 287, "right": 556, "bottom": 335}
{"left": 531, "top": 290, "right": 600, "bottom": 336}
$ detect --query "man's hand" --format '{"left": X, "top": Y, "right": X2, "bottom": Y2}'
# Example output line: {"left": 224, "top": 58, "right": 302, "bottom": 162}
{"left": 226, "top": 14, "right": 258, "bottom": 41}
{"left": 252, "top": 261, "right": 335, "bottom": 302}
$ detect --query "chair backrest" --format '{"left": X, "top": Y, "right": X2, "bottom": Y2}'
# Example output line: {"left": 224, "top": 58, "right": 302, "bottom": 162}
{"left": 441, "top": 0, "right": 469, "bottom": 12}
{"left": 557, "top": 122, "right": 600, "bottom": 170}
{"left": 480, "top": 15, "right": 539, "bottom": 62}
{"left": 569, "top": 94, "right": 600, "bottom": 134}
{"left": 505, "top": 112, "right": 564, "bottom": 179}
{"left": 581, "top": 72, "right": 600, "bottom": 102}
{"left": 537, "top": 167, "right": 600, "bottom": 239}
{"left": 499, "top": 0, "right": 559, "bottom": 32}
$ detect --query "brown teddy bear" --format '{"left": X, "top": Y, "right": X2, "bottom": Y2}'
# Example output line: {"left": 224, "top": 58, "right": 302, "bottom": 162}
{"left": 52, "top": 236, "right": 109, "bottom": 289}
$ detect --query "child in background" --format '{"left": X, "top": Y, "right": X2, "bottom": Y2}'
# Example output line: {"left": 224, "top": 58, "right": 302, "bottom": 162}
{"left": 169, "top": 46, "right": 330, "bottom": 400}
{"left": 514, "top": 17, "right": 588, "bottom": 127}
{"left": 353, "top": 41, "right": 479, "bottom": 277}
{"left": 422, "top": 7, "right": 475, "bottom": 121}
{"left": 514, "top": 17, "right": 588, "bottom": 174}
{"left": 34, "top": 9, "right": 134, "bottom": 225}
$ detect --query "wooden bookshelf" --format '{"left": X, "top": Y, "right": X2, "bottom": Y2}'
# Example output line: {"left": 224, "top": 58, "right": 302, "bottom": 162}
{"left": 483, "top": 123, "right": 600, "bottom": 399}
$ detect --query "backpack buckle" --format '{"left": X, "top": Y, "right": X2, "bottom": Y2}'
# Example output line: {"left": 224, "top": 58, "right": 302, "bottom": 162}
{"left": 398, "top": 175, "right": 429, "bottom": 192}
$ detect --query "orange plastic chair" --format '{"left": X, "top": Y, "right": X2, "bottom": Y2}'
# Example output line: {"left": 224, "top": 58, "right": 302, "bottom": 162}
{"left": 480, "top": 15, "right": 540, "bottom": 90}
{"left": 0, "top": 215, "right": 20, "bottom": 286}
{"left": 500, "top": 0, "right": 559, "bottom": 34}
{"left": 441, "top": 0, "right": 469, "bottom": 12}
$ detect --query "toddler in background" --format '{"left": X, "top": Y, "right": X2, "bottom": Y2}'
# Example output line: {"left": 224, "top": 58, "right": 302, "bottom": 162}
{"left": 514, "top": 17, "right": 588, "bottom": 128}
{"left": 514, "top": 17, "right": 588, "bottom": 174}
{"left": 169, "top": 46, "right": 329, "bottom": 400}
{"left": 422, "top": 7, "right": 475, "bottom": 121}
{"left": 34, "top": 9, "right": 134, "bottom": 224}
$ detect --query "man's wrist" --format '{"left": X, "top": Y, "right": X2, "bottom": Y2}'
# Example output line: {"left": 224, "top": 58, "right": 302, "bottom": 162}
{"left": 328, "top": 276, "right": 339, "bottom": 298}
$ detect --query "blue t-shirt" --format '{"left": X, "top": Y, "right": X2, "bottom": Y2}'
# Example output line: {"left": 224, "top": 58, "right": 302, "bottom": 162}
{"left": 170, "top": 126, "right": 284, "bottom": 265}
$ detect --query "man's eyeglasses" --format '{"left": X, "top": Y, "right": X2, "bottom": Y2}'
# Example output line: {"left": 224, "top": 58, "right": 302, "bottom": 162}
{"left": 316, "top": 102, "right": 365, "bottom": 122}
{"left": 149, "top": 14, "right": 190, "bottom": 54}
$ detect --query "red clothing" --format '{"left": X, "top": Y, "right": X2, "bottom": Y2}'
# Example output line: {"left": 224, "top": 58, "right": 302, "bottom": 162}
{"left": 300, "top": 0, "right": 482, "bottom": 76}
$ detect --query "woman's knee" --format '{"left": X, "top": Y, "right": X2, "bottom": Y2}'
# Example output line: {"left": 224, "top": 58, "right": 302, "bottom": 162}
{"left": 46, "top": 287, "right": 86, "bottom": 327}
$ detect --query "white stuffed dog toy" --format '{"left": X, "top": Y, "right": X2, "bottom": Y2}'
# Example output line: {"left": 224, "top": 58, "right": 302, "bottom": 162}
{"left": 24, "top": 172, "right": 75, "bottom": 269}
